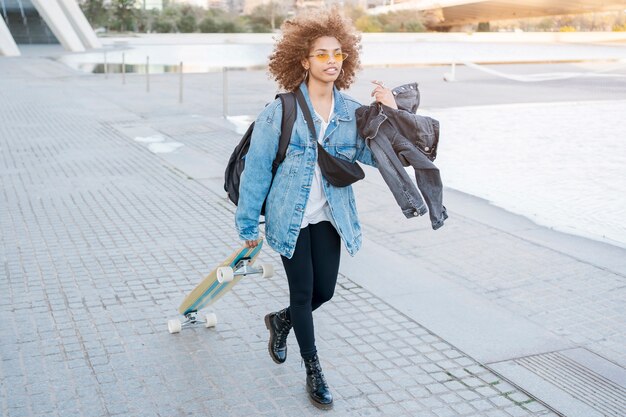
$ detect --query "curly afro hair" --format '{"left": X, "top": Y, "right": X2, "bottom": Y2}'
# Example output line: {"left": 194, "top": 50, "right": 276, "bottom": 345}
{"left": 268, "top": 8, "right": 362, "bottom": 92}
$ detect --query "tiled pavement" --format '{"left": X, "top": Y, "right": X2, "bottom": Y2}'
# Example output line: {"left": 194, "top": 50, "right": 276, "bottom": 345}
{"left": 1, "top": 56, "right": 621, "bottom": 417}
{"left": 353, "top": 177, "right": 626, "bottom": 369}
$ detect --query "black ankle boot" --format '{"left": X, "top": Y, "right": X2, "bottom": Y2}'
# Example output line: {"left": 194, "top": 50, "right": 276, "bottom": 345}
{"left": 303, "top": 354, "right": 333, "bottom": 409}
{"left": 264, "top": 308, "right": 292, "bottom": 364}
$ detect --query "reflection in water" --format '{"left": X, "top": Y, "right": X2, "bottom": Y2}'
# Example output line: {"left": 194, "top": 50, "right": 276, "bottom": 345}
{"left": 89, "top": 63, "right": 184, "bottom": 74}
{"left": 60, "top": 43, "right": 273, "bottom": 74}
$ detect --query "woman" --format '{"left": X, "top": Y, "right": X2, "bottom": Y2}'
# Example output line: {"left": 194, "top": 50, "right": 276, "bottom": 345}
{"left": 235, "top": 8, "right": 397, "bottom": 409}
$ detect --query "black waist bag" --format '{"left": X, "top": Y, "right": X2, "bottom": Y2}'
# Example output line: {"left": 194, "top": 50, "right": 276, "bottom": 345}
{"left": 295, "top": 90, "right": 364, "bottom": 187}
{"left": 316, "top": 143, "right": 364, "bottom": 187}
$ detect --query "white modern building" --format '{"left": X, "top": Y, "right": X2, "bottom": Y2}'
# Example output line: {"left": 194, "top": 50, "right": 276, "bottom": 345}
{"left": 0, "top": 0, "right": 100, "bottom": 57}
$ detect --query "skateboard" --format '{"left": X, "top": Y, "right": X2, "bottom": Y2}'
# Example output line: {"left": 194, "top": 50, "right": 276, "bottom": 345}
{"left": 167, "top": 238, "right": 273, "bottom": 334}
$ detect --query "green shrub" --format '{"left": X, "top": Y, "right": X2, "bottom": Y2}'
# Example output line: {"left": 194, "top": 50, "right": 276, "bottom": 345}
{"left": 404, "top": 21, "right": 425, "bottom": 32}
{"left": 81, "top": 0, "right": 110, "bottom": 29}
{"left": 477, "top": 22, "right": 490, "bottom": 32}
{"left": 378, "top": 11, "right": 424, "bottom": 32}
{"left": 199, "top": 16, "right": 219, "bottom": 33}
{"left": 355, "top": 15, "right": 383, "bottom": 32}
{"left": 245, "top": 3, "right": 286, "bottom": 32}
{"left": 612, "top": 23, "right": 626, "bottom": 31}
{"left": 153, "top": 16, "right": 175, "bottom": 33}
{"left": 177, "top": 6, "right": 197, "bottom": 33}
{"left": 219, "top": 20, "right": 243, "bottom": 33}
{"left": 355, "top": 11, "right": 424, "bottom": 33}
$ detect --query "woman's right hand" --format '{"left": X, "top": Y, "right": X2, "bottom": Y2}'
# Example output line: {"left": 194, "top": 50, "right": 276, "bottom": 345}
{"left": 244, "top": 240, "right": 259, "bottom": 248}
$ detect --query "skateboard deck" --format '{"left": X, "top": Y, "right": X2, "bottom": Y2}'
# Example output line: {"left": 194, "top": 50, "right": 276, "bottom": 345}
{"left": 168, "top": 238, "right": 272, "bottom": 334}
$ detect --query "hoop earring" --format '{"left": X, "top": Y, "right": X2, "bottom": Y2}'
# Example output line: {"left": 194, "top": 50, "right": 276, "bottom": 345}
{"left": 339, "top": 69, "right": 345, "bottom": 79}
{"left": 303, "top": 69, "right": 309, "bottom": 80}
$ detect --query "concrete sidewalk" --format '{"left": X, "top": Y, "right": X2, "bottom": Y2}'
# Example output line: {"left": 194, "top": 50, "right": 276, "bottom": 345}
{"left": 1, "top": 56, "right": 624, "bottom": 417}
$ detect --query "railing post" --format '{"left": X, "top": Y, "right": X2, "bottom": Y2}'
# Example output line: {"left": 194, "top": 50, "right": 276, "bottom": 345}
{"left": 104, "top": 50, "right": 108, "bottom": 79}
{"left": 122, "top": 52, "right": 126, "bottom": 84}
{"left": 443, "top": 61, "right": 456, "bottom": 82}
{"left": 179, "top": 62, "right": 184, "bottom": 104}
{"left": 146, "top": 56, "right": 150, "bottom": 93}
{"left": 222, "top": 66, "right": 228, "bottom": 118}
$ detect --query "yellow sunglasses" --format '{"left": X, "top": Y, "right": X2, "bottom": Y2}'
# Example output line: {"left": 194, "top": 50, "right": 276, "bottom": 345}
{"left": 308, "top": 52, "right": 349, "bottom": 63}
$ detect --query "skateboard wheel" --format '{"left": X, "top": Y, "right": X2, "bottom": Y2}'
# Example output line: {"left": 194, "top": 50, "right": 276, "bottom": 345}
{"left": 217, "top": 267, "right": 234, "bottom": 283}
{"left": 205, "top": 313, "right": 218, "bottom": 328}
{"left": 261, "top": 264, "right": 274, "bottom": 279}
{"left": 168, "top": 319, "right": 182, "bottom": 334}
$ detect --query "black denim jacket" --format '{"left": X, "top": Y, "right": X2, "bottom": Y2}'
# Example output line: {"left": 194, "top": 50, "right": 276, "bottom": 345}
{"left": 355, "top": 82, "right": 447, "bottom": 230}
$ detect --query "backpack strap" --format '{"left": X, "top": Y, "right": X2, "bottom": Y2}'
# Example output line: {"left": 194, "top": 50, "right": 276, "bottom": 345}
{"left": 273, "top": 93, "right": 297, "bottom": 175}
{"left": 295, "top": 89, "right": 332, "bottom": 165}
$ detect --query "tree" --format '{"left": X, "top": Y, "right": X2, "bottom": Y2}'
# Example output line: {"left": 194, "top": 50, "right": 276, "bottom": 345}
{"left": 613, "top": 23, "right": 626, "bottom": 32}
{"left": 245, "top": 2, "right": 286, "bottom": 32}
{"left": 536, "top": 18, "right": 554, "bottom": 31}
{"left": 477, "top": 22, "right": 490, "bottom": 32}
{"left": 405, "top": 20, "right": 425, "bottom": 32}
{"left": 353, "top": 11, "right": 426, "bottom": 33}
{"left": 377, "top": 11, "right": 425, "bottom": 32}
{"left": 177, "top": 5, "right": 197, "bottom": 33}
{"left": 219, "top": 19, "right": 244, "bottom": 33}
{"left": 80, "top": 0, "right": 109, "bottom": 29}
{"left": 111, "top": 0, "right": 136, "bottom": 32}
{"left": 343, "top": 5, "right": 366, "bottom": 22}
{"left": 136, "top": 8, "right": 159, "bottom": 33}
{"left": 199, "top": 15, "right": 219, "bottom": 33}
{"left": 355, "top": 15, "right": 383, "bottom": 32}
{"left": 198, "top": 9, "right": 245, "bottom": 33}
{"left": 154, "top": 5, "right": 180, "bottom": 33}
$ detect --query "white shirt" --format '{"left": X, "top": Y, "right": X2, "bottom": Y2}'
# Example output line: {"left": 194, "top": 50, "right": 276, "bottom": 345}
{"left": 301, "top": 96, "right": 336, "bottom": 229}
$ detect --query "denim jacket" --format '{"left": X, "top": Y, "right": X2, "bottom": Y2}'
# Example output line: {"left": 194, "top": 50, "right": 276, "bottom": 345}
{"left": 356, "top": 83, "right": 447, "bottom": 230}
{"left": 235, "top": 82, "right": 376, "bottom": 259}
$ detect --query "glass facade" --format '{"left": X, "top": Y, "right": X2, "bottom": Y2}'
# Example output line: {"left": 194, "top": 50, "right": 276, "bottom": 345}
{"left": 0, "top": 0, "right": 58, "bottom": 44}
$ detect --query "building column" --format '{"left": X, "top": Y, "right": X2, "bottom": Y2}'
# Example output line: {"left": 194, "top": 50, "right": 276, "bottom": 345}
{"left": 0, "top": 16, "right": 20, "bottom": 56}
{"left": 57, "top": 0, "right": 101, "bottom": 49}
{"left": 30, "top": 0, "right": 85, "bottom": 52}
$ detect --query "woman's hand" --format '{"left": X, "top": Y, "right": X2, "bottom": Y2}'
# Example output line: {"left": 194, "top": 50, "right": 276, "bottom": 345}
{"left": 244, "top": 240, "right": 259, "bottom": 248}
{"left": 371, "top": 80, "right": 398, "bottom": 109}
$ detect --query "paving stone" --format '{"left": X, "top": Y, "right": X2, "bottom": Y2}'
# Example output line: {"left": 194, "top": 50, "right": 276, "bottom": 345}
{"left": 508, "top": 391, "right": 533, "bottom": 404}
{"left": 523, "top": 401, "right": 551, "bottom": 413}
{"left": 378, "top": 402, "right": 407, "bottom": 415}
{"left": 425, "top": 383, "right": 448, "bottom": 395}
{"left": 461, "top": 376, "right": 485, "bottom": 388}
{"left": 471, "top": 398, "right": 496, "bottom": 411}
{"left": 399, "top": 399, "right": 423, "bottom": 412}
{"left": 505, "top": 405, "right": 534, "bottom": 417}
{"left": 485, "top": 410, "right": 511, "bottom": 417}
{"left": 388, "top": 389, "right": 412, "bottom": 402}
{"left": 491, "top": 394, "right": 516, "bottom": 408}
{"left": 432, "top": 406, "right": 458, "bottom": 417}
{"left": 499, "top": 380, "right": 519, "bottom": 391}
{"left": 439, "top": 392, "right": 462, "bottom": 404}
{"left": 451, "top": 401, "right": 477, "bottom": 415}
{"left": 407, "top": 385, "right": 430, "bottom": 398}
{"left": 443, "top": 380, "right": 465, "bottom": 391}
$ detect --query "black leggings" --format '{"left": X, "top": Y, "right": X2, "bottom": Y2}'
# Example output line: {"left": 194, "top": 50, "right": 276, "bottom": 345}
{"left": 281, "top": 221, "right": 341, "bottom": 359}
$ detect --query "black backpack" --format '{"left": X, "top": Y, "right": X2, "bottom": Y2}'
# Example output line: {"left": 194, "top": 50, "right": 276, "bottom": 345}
{"left": 224, "top": 93, "right": 297, "bottom": 215}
